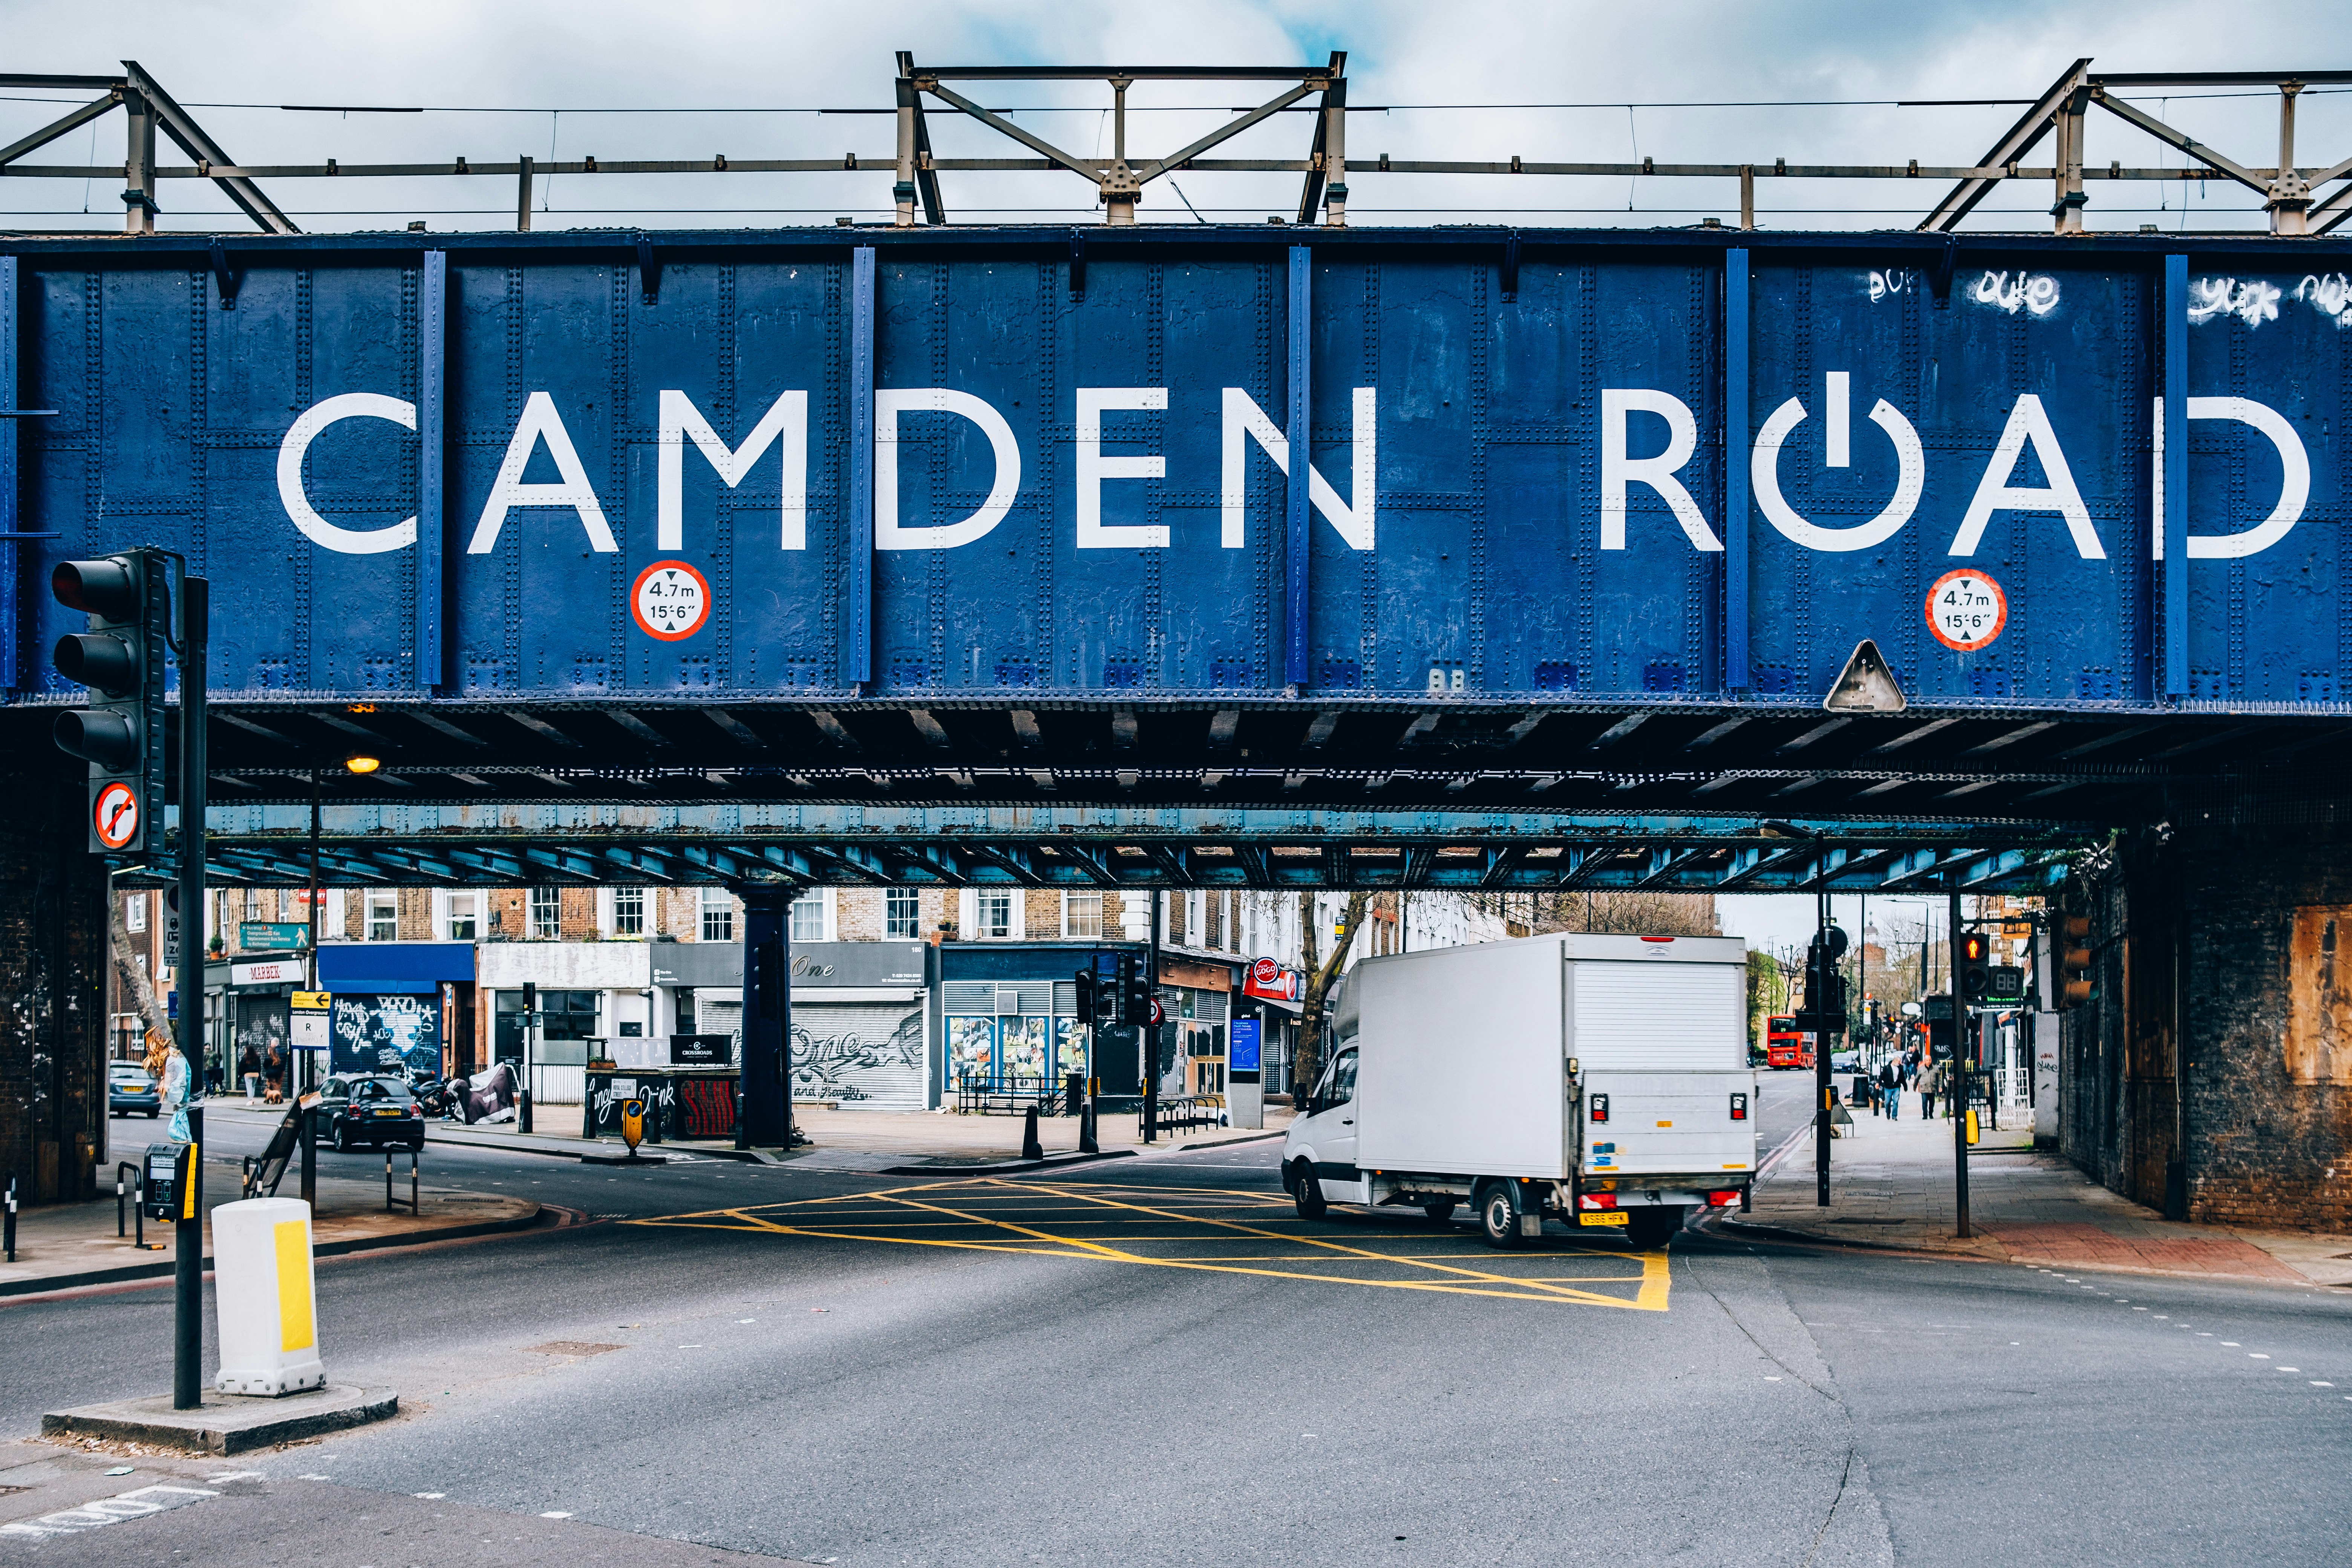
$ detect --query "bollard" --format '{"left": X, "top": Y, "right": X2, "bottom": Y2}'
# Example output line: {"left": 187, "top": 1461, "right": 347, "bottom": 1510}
{"left": 1021, "top": 1104, "right": 1043, "bottom": 1162}
{"left": 211, "top": 1197, "right": 326, "bottom": 1396}
{"left": 1079, "top": 1095, "right": 1099, "bottom": 1155}
{"left": 1064, "top": 1072, "right": 1084, "bottom": 1119}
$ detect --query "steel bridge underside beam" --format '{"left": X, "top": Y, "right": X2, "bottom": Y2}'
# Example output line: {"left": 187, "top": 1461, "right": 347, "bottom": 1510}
{"left": 179, "top": 801, "right": 2079, "bottom": 893}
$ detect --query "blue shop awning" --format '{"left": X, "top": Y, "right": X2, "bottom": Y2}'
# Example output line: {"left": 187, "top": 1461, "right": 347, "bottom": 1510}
{"left": 317, "top": 942, "right": 475, "bottom": 995}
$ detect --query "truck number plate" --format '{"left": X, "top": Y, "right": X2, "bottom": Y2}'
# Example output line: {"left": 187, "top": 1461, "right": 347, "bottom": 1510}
{"left": 1579, "top": 1211, "right": 1629, "bottom": 1227}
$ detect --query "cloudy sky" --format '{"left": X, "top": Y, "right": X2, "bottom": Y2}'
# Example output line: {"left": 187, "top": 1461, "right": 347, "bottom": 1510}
{"left": 3, "top": 0, "right": 2344, "bottom": 234}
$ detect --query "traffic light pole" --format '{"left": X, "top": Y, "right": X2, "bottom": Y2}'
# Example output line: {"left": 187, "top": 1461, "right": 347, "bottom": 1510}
{"left": 172, "top": 573, "right": 207, "bottom": 1411}
{"left": 1950, "top": 886, "right": 1972, "bottom": 1240}
{"left": 1141, "top": 893, "right": 1162, "bottom": 1144}
{"left": 1815, "top": 867, "right": 1832, "bottom": 1208}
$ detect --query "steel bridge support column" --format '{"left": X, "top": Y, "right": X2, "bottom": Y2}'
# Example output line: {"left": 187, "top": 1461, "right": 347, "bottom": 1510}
{"left": 2052, "top": 90, "right": 2088, "bottom": 233}
{"left": 122, "top": 90, "right": 155, "bottom": 236}
{"left": 738, "top": 886, "right": 793, "bottom": 1148}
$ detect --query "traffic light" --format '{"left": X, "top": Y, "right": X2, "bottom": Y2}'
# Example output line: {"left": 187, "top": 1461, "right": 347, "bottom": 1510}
{"left": 2058, "top": 915, "right": 2092, "bottom": 1006}
{"left": 1122, "top": 954, "right": 1156, "bottom": 1030}
{"left": 1957, "top": 931, "right": 1993, "bottom": 1006}
{"left": 52, "top": 553, "right": 167, "bottom": 854}
{"left": 1793, "top": 929, "right": 1848, "bottom": 1037}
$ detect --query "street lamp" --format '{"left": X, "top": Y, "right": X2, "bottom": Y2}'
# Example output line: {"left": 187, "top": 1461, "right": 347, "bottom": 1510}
{"left": 343, "top": 754, "right": 380, "bottom": 775}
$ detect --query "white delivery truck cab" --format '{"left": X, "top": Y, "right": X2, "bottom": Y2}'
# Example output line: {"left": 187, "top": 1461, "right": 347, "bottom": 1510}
{"left": 1281, "top": 933, "right": 1757, "bottom": 1250}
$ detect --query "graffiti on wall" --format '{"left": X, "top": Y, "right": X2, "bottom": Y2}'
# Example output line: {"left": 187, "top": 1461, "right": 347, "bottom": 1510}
{"left": 329, "top": 994, "right": 441, "bottom": 1078}
{"left": 791, "top": 1007, "right": 925, "bottom": 1109}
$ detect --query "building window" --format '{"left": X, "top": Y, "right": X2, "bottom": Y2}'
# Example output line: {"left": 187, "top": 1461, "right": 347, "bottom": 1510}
{"left": 885, "top": 888, "right": 919, "bottom": 940}
{"left": 612, "top": 887, "right": 646, "bottom": 937}
{"left": 528, "top": 887, "right": 560, "bottom": 940}
{"left": 243, "top": 887, "right": 266, "bottom": 923}
{"left": 977, "top": 890, "right": 1014, "bottom": 940}
{"left": 1063, "top": 892, "right": 1103, "bottom": 939}
{"left": 446, "top": 891, "right": 478, "bottom": 941}
{"left": 125, "top": 895, "right": 147, "bottom": 933}
{"left": 790, "top": 890, "right": 828, "bottom": 943}
{"left": 366, "top": 891, "right": 398, "bottom": 943}
{"left": 701, "top": 887, "right": 735, "bottom": 943}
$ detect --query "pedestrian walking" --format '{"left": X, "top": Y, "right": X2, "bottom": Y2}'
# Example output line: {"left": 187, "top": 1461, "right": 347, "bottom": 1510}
{"left": 239, "top": 1043, "right": 261, "bottom": 1103}
{"left": 1919, "top": 1060, "right": 1943, "bottom": 1120}
{"left": 1878, "top": 1061, "right": 1900, "bottom": 1122}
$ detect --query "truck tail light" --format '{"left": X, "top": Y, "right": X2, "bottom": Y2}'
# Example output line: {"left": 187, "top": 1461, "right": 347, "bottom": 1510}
{"left": 1578, "top": 1191, "right": 1618, "bottom": 1211}
{"left": 1730, "top": 1092, "right": 1748, "bottom": 1121}
{"left": 1589, "top": 1093, "right": 1609, "bottom": 1124}
{"left": 1707, "top": 1189, "right": 1743, "bottom": 1207}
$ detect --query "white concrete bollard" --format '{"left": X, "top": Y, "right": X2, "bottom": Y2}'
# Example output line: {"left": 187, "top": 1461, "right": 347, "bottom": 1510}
{"left": 211, "top": 1197, "right": 327, "bottom": 1396}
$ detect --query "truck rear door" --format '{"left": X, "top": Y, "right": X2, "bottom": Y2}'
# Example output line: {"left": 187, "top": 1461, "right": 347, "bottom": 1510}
{"left": 1580, "top": 1071, "right": 1755, "bottom": 1178}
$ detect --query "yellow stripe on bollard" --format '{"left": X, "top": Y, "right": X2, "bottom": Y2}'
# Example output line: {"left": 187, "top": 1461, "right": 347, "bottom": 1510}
{"left": 274, "top": 1219, "right": 314, "bottom": 1352}
{"left": 182, "top": 1142, "right": 201, "bottom": 1220}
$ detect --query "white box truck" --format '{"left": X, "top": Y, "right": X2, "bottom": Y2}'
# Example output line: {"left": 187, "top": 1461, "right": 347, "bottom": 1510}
{"left": 1281, "top": 933, "right": 1757, "bottom": 1250}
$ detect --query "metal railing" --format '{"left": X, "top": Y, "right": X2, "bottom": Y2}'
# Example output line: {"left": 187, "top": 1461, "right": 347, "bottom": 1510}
{"left": 1143, "top": 1093, "right": 1227, "bottom": 1137}
{"left": 954, "top": 1073, "right": 1068, "bottom": 1116}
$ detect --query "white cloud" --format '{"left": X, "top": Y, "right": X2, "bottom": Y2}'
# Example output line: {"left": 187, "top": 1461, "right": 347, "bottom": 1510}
{"left": 1, "top": 0, "right": 2341, "bottom": 232}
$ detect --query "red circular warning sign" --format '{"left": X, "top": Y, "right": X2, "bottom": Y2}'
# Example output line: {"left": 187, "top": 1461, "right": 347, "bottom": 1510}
{"left": 631, "top": 560, "right": 713, "bottom": 641}
{"left": 1925, "top": 568, "right": 2008, "bottom": 652}
{"left": 93, "top": 780, "right": 140, "bottom": 850}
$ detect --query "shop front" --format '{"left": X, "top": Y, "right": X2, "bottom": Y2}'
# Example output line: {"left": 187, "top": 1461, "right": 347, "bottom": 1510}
{"left": 784, "top": 942, "right": 936, "bottom": 1111}
{"left": 316, "top": 943, "right": 478, "bottom": 1083}
{"left": 940, "top": 941, "right": 1145, "bottom": 1106}
{"left": 1159, "top": 956, "right": 1243, "bottom": 1098}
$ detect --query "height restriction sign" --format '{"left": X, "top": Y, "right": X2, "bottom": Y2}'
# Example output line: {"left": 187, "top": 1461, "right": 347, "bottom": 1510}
{"left": 1926, "top": 568, "right": 2007, "bottom": 652}
{"left": 631, "top": 560, "right": 712, "bottom": 640}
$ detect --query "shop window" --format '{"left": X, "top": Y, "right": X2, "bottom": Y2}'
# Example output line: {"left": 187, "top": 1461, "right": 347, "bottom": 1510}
{"left": 1063, "top": 892, "right": 1102, "bottom": 939}
{"left": 366, "top": 890, "right": 398, "bottom": 943}
{"left": 790, "top": 890, "right": 828, "bottom": 943}
{"left": 446, "top": 891, "right": 478, "bottom": 941}
{"left": 528, "top": 887, "right": 560, "bottom": 940}
{"left": 701, "top": 887, "right": 735, "bottom": 942}
{"left": 612, "top": 887, "right": 646, "bottom": 937}
{"left": 976, "top": 889, "right": 1014, "bottom": 939}
{"left": 885, "top": 888, "right": 919, "bottom": 940}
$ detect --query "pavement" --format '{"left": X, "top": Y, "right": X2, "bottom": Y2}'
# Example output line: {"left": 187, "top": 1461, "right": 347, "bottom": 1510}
{"left": 1721, "top": 1093, "right": 2352, "bottom": 1288}
{"left": 2, "top": 1112, "right": 542, "bottom": 1298}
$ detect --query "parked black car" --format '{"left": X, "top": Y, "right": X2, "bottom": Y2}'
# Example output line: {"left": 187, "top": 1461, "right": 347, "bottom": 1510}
{"left": 108, "top": 1063, "right": 162, "bottom": 1118}
{"left": 314, "top": 1074, "right": 425, "bottom": 1152}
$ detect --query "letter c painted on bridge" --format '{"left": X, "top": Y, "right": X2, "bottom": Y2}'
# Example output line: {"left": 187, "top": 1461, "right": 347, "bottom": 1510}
{"left": 277, "top": 392, "right": 419, "bottom": 556}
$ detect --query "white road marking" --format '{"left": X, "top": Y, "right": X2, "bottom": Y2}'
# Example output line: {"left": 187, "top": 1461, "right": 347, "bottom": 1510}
{"left": 540, "top": 1510, "right": 572, "bottom": 1518}
{"left": 2313, "top": 1382, "right": 2334, "bottom": 1387}
{"left": 2249, "top": 1354, "right": 2269, "bottom": 1360}
{"left": 414, "top": 1491, "right": 446, "bottom": 1499}
{"left": 2278, "top": 1367, "right": 2298, "bottom": 1372}
{"left": 0, "top": 1484, "right": 220, "bottom": 1540}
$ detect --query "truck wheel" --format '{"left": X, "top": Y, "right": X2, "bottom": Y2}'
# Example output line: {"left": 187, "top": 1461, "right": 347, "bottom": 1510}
{"left": 1423, "top": 1200, "right": 1457, "bottom": 1225}
{"left": 1476, "top": 1183, "right": 1522, "bottom": 1250}
{"left": 1291, "top": 1161, "right": 1327, "bottom": 1220}
{"left": 1625, "top": 1205, "right": 1687, "bottom": 1250}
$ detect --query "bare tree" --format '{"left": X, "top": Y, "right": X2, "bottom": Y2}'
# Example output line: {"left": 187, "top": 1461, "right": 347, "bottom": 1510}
{"left": 109, "top": 892, "right": 174, "bottom": 1057}
{"left": 1292, "top": 889, "right": 1369, "bottom": 1099}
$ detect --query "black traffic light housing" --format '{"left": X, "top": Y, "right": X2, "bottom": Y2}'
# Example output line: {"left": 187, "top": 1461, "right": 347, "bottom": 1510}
{"left": 1793, "top": 926, "right": 1848, "bottom": 1037}
{"left": 1957, "top": 930, "right": 1993, "bottom": 1006}
{"left": 1118, "top": 952, "right": 1155, "bottom": 1029}
{"left": 52, "top": 553, "right": 167, "bottom": 853}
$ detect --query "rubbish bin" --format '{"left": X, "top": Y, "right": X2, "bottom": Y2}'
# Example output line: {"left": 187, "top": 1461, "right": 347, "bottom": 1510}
{"left": 212, "top": 1197, "right": 328, "bottom": 1397}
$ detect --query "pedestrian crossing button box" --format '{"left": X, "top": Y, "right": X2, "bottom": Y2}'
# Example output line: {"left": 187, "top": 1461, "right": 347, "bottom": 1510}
{"left": 141, "top": 1142, "right": 190, "bottom": 1222}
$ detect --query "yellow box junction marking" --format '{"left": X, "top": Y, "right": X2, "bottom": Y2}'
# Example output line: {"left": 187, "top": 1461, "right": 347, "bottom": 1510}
{"left": 630, "top": 1179, "right": 1669, "bottom": 1311}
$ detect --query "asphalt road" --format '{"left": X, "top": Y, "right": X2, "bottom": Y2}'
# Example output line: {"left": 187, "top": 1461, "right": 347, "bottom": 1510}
{"left": 4, "top": 1107, "right": 2347, "bottom": 1566}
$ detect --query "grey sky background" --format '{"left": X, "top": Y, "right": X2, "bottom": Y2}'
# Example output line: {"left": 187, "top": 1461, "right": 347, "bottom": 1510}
{"left": 2, "top": 0, "right": 2346, "bottom": 233}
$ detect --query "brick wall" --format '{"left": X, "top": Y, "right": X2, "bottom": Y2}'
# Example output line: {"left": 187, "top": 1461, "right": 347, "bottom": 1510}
{"left": 0, "top": 744, "right": 108, "bottom": 1204}
{"left": 2065, "top": 816, "right": 2352, "bottom": 1230}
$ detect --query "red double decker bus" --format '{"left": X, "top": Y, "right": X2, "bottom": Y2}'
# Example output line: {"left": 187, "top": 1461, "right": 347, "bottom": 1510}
{"left": 1765, "top": 1015, "right": 1815, "bottom": 1070}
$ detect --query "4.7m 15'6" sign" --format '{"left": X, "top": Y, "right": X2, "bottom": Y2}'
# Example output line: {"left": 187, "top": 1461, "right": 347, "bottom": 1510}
{"left": 1, "top": 231, "right": 2343, "bottom": 712}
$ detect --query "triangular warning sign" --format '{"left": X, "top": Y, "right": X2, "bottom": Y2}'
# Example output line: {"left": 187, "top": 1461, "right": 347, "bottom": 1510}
{"left": 1824, "top": 639, "right": 1906, "bottom": 713}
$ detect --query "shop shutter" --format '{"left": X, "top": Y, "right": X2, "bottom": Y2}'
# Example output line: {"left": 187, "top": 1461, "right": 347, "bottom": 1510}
{"left": 790, "top": 1002, "right": 928, "bottom": 1111}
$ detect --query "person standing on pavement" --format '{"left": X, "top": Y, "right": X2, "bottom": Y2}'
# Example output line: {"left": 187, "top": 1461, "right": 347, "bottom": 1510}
{"left": 240, "top": 1043, "right": 261, "bottom": 1104}
{"left": 1879, "top": 1060, "right": 1900, "bottom": 1122}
